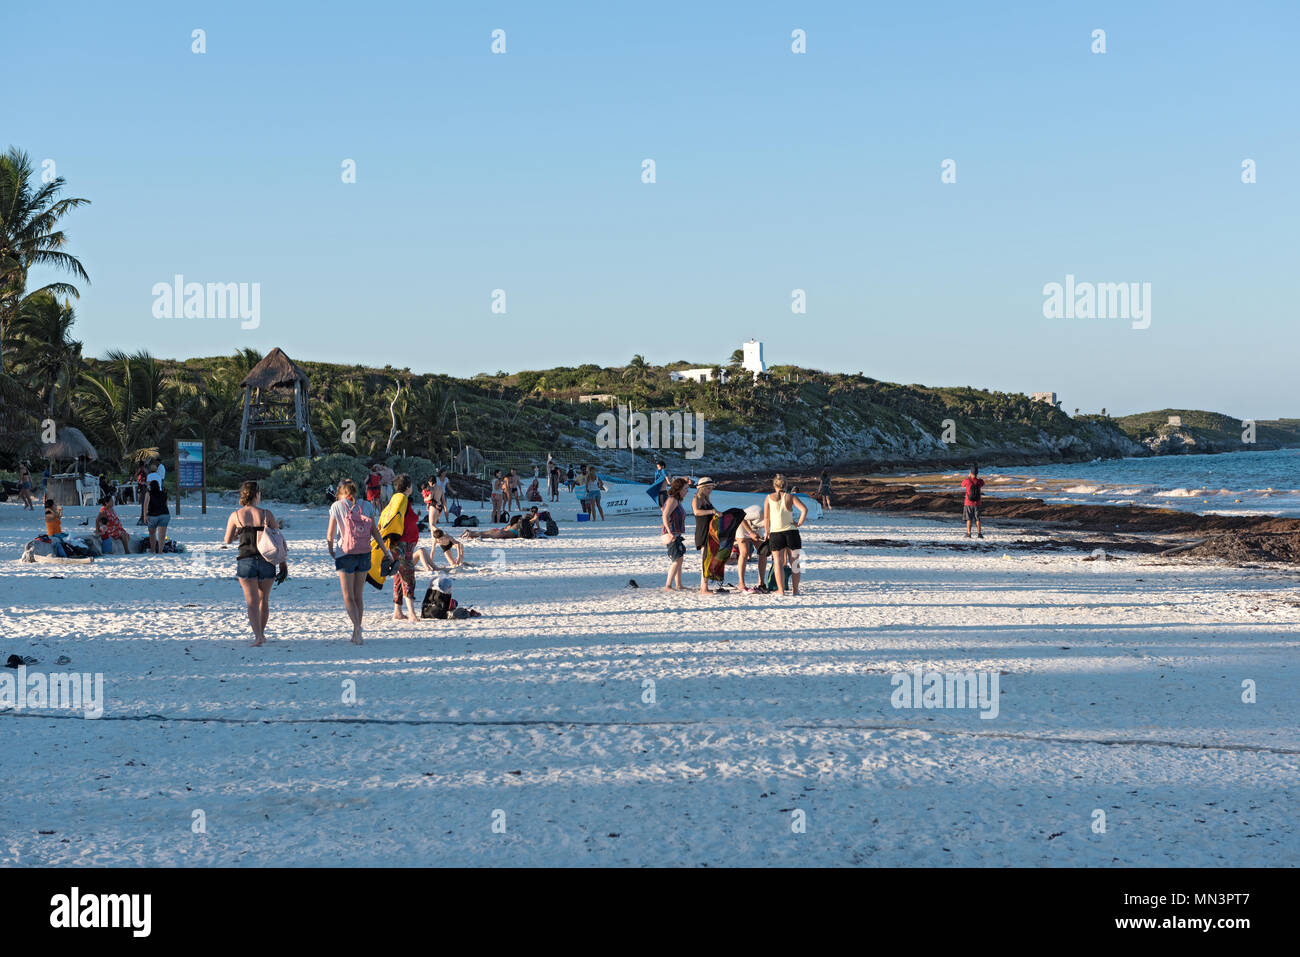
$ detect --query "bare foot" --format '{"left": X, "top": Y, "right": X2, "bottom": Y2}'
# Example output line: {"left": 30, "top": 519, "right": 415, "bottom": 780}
{"left": 351, "top": 633, "right": 364, "bottom": 645}
{"left": 250, "top": 637, "right": 265, "bottom": 647}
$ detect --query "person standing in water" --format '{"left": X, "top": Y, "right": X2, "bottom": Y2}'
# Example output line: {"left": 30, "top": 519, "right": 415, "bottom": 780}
{"left": 763, "top": 474, "right": 809, "bottom": 596}
{"left": 327, "top": 478, "right": 393, "bottom": 645}
{"left": 660, "top": 476, "right": 689, "bottom": 590}
{"left": 962, "top": 463, "right": 984, "bottom": 539}
{"left": 223, "top": 481, "right": 289, "bottom": 647}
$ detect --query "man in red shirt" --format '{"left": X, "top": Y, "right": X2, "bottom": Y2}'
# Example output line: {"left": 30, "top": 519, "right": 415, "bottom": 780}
{"left": 962, "top": 463, "right": 985, "bottom": 539}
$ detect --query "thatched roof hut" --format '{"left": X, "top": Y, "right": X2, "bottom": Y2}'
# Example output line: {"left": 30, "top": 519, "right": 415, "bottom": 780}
{"left": 40, "top": 425, "right": 99, "bottom": 461}
{"left": 238, "top": 348, "right": 322, "bottom": 460}
{"left": 241, "top": 347, "right": 310, "bottom": 391}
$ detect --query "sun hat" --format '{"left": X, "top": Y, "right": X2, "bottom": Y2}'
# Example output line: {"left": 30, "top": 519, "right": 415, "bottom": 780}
{"left": 695, "top": 476, "right": 715, "bottom": 488}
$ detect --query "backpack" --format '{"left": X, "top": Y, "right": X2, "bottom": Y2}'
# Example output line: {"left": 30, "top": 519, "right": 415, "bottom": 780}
{"left": 544, "top": 518, "right": 559, "bottom": 536}
{"left": 454, "top": 513, "right": 478, "bottom": 527}
{"left": 966, "top": 478, "right": 981, "bottom": 502}
{"left": 338, "top": 501, "right": 373, "bottom": 553}
{"left": 255, "top": 508, "right": 284, "bottom": 560}
{"left": 421, "top": 584, "right": 456, "bottom": 619}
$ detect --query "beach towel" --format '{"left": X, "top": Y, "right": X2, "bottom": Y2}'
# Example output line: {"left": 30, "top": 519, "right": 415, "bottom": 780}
{"left": 703, "top": 508, "right": 746, "bottom": 583}
{"left": 645, "top": 478, "right": 664, "bottom": 503}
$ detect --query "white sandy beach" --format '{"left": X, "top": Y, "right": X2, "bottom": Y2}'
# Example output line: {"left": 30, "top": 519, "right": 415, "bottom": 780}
{"left": 1, "top": 496, "right": 1296, "bottom": 867}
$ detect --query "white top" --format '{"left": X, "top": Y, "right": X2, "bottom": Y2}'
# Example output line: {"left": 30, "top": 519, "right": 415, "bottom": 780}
{"left": 148, "top": 464, "right": 166, "bottom": 485}
{"left": 330, "top": 498, "right": 373, "bottom": 550}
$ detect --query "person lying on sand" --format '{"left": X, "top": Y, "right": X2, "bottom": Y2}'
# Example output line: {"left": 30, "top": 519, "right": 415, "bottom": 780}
{"left": 461, "top": 516, "right": 525, "bottom": 540}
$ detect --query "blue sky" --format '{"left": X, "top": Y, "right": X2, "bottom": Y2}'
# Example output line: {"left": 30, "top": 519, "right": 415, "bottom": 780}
{"left": 8, "top": 0, "right": 1298, "bottom": 416}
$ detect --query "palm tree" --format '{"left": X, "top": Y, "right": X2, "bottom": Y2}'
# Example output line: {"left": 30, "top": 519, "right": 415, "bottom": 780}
{"left": 12, "top": 292, "right": 81, "bottom": 416}
{"left": 73, "top": 350, "right": 170, "bottom": 466}
{"left": 0, "top": 148, "right": 91, "bottom": 372}
{"left": 727, "top": 348, "right": 744, "bottom": 368}
{"left": 623, "top": 354, "right": 651, "bottom": 385}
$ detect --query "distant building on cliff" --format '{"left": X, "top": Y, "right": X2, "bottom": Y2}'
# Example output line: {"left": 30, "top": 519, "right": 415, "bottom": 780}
{"left": 1030, "top": 392, "right": 1060, "bottom": 408}
{"left": 1167, "top": 415, "right": 1182, "bottom": 427}
{"left": 741, "top": 339, "right": 766, "bottom": 379}
{"left": 670, "top": 368, "right": 727, "bottom": 384}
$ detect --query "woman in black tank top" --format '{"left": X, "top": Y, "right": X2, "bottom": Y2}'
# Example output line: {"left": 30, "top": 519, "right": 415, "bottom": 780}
{"left": 223, "top": 480, "right": 287, "bottom": 646}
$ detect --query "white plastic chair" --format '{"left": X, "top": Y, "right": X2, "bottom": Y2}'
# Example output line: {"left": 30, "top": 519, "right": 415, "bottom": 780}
{"left": 76, "top": 477, "right": 100, "bottom": 507}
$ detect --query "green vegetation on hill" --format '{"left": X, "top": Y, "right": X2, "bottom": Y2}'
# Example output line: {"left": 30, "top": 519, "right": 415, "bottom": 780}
{"left": 1114, "top": 409, "right": 1300, "bottom": 451}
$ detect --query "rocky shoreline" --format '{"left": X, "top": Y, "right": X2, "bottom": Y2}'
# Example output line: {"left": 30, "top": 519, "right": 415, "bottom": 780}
{"left": 714, "top": 470, "right": 1300, "bottom": 566}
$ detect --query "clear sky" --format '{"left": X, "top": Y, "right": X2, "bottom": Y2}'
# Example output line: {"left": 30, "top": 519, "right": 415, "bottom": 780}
{"left": 8, "top": 0, "right": 1298, "bottom": 417}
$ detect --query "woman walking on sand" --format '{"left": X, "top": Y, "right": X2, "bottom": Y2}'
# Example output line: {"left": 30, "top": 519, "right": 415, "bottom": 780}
{"left": 223, "top": 481, "right": 289, "bottom": 646}
{"left": 17, "top": 462, "right": 34, "bottom": 510}
{"left": 661, "top": 477, "right": 689, "bottom": 590}
{"left": 327, "top": 478, "right": 393, "bottom": 645}
{"left": 763, "top": 474, "right": 808, "bottom": 596}
{"left": 818, "top": 467, "right": 831, "bottom": 511}
{"left": 692, "top": 476, "right": 718, "bottom": 593}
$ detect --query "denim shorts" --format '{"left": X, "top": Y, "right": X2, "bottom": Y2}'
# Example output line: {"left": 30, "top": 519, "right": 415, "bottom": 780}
{"left": 237, "top": 556, "right": 276, "bottom": 579}
{"left": 334, "top": 552, "right": 370, "bottom": 574}
{"left": 147, "top": 513, "right": 170, "bottom": 529}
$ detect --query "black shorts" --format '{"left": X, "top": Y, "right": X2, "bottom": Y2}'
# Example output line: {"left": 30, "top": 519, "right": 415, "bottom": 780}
{"left": 768, "top": 529, "right": 802, "bottom": 551}
{"left": 964, "top": 504, "right": 981, "bottom": 523}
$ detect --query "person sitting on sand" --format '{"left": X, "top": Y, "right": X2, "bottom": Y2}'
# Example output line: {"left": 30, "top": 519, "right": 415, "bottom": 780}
{"left": 526, "top": 476, "right": 543, "bottom": 502}
{"left": 661, "top": 477, "right": 689, "bottom": 590}
{"left": 223, "top": 480, "right": 290, "bottom": 647}
{"left": 44, "top": 498, "right": 63, "bottom": 538}
{"left": 94, "top": 495, "right": 131, "bottom": 553}
{"left": 962, "top": 463, "right": 984, "bottom": 539}
{"left": 429, "top": 523, "right": 464, "bottom": 566}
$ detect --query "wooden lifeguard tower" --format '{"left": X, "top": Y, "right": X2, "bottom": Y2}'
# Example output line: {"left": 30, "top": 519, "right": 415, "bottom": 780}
{"left": 238, "top": 347, "right": 324, "bottom": 461}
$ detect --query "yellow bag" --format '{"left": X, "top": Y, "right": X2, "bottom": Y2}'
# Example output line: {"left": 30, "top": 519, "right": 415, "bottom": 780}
{"left": 367, "top": 492, "right": 410, "bottom": 588}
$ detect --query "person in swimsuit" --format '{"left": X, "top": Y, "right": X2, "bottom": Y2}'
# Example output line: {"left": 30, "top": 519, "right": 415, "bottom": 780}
{"left": 507, "top": 468, "right": 523, "bottom": 511}
{"left": 327, "top": 478, "right": 393, "bottom": 645}
{"left": 17, "top": 462, "right": 34, "bottom": 510}
{"left": 691, "top": 476, "right": 719, "bottom": 593}
{"left": 585, "top": 465, "right": 606, "bottom": 520}
{"left": 461, "top": 515, "right": 525, "bottom": 540}
{"left": 222, "top": 480, "right": 289, "bottom": 646}
{"left": 762, "top": 473, "right": 809, "bottom": 596}
{"left": 415, "top": 524, "right": 464, "bottom": 570}
{"left": 490, "top": 470, "right": 505, "bottom": 523}
{"left": 660, "top": 477, "right": 689, "bottom": 590}
{"left": 94, "top": 495, "right": 131, "bottom": 553}
{"left": 818, "top": 467, "right": 831, "bottom": 511}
